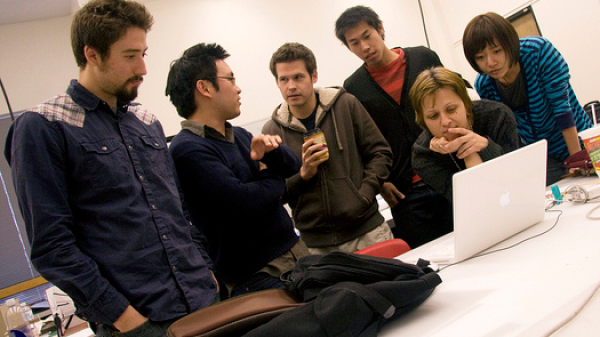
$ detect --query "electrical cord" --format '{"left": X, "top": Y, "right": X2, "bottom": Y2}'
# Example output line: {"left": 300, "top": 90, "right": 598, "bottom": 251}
{"left": 545, "top": 183, "right": 600, "bottom": 219}
{"left": 563, "top": 184, "right": 600, "bottom": 203}
{"left": 430, "top": 198, "right": 600, "bottom": 333}
{"left": 541, "top": 280, "right": 600, "bottom": 336}
{"left": 586, "top": 205, "right": 600, "bottom": 220}
{"left": 438, "top": 209, "right": 563, "bottom": 272}
{"left": 437, "top": 184, "right": 600, "bottom": 272}
{"left": 434, "top": 206, "right": 599, "bottom": 333}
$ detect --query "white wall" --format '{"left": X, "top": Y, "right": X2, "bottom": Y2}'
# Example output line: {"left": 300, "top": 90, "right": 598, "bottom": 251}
{"left": 0, "top": 0, "right": 427, "bottom": 137}
{"left": 0, "top": 16, "right": 77, "bottom": 115}
{"left": 421, "top": 0, "right": 600, "bottom": 107}
{"left": 2, "top": 0, "right": 599, "bottom": 137}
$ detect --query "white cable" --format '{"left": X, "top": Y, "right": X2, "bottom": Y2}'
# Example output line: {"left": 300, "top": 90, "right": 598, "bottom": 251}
{"left": 563, "top": 185, "right": 588, "bottom": 203}
{"left": 545, "top": 184, "right": 600, "bottom": 219}
{"left": 439, "top": 209, "right": 562, "bottom": 271}
{"left": 587, "top": 204, "right": 600, "bottom": 220}
{"left": 542, "top": 280, "right": 600, "bottom": 336}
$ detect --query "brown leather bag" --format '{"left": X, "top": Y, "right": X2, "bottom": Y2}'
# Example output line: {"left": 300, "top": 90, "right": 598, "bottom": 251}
{"left": 167, "top": 289, "right": 302, "bottom": 337}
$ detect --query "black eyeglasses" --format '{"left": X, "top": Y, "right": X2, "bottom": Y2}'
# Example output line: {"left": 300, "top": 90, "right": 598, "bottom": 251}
{"left": 215, "top": 76, "right": 236, "bottom": 85}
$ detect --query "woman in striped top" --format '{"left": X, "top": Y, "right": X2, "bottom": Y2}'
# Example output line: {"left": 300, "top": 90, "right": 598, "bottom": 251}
{"left": 462, "top": 12, "right": 592, "bottom": 185}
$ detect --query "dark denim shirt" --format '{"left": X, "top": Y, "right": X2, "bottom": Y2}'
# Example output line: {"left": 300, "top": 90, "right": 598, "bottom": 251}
{"left": 5, "top": 80, "right": 217, "bottom": 325}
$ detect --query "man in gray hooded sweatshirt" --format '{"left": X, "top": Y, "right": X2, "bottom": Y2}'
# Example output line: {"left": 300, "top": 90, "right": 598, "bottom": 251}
{"left": 263, "top": 42, "right": 393, "bottom": 254}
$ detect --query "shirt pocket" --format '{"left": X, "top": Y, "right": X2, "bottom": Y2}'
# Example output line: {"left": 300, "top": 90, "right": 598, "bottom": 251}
{"left": 139, "top": 135, "right": 173, "bottom": 178}
{"left": 79, "top": 139, "right": 131, "bottom": 188}
{"left": 140, "top": 135, "right": 166, "bottom": 151}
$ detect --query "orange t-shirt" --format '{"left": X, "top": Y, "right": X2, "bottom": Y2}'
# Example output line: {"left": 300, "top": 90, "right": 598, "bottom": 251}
{"left": 366, "top": 48, "right": 406, "bottom": 105}
{"left": 367, "top": 48, "right": 422, "bottom": 184}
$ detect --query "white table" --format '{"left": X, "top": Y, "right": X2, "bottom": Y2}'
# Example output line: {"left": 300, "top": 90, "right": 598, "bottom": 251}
{"left": 381, "top": 176, "right": 600, "bottom": 336}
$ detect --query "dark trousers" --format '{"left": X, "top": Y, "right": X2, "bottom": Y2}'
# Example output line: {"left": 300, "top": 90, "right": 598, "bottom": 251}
{"left": 93, "top": 318, "right": 177, "bottom": 337}
{"left": 223, "top": 272, "right": 287, "bottom": 300}
{"left": 92, "top": 295, "right": 220, "bottom": 337}
{"left": 547, "top": 156, "right": 568, "bottom": 186}
{"left": 390, "top": 183, "right": 453, "bottom": 249}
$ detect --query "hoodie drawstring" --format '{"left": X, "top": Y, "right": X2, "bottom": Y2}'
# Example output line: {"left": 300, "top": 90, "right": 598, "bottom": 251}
{"left": 330, "top": 106, "right": 344, "bottom": 152}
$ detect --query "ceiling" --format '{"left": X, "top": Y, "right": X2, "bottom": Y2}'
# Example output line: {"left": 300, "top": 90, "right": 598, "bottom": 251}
{"left": 0, "top": 0, "right": 156, "bottom": 25}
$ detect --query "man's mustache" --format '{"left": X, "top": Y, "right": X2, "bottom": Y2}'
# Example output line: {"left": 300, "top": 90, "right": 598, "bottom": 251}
{"left": 128, "top": 76, "right": 144, "bottom": 83}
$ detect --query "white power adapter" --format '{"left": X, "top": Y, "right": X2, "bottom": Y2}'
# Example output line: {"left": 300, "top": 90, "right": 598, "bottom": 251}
{"left": 586, "top": 184, "right": 600, "bottom": 199}
{"left": 563, "top": 184, "right": 600, "bottom": 203}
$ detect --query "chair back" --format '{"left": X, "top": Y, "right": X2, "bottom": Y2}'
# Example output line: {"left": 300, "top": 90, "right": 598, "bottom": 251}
{"left": 354, "top": 239, "right": 411, "bottom": 259}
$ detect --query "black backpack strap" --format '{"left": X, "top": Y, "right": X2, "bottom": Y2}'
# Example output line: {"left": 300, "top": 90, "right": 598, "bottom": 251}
{"left": 302, "top": 288, "right": 322, "bottom": 302}
{"left": 325, "top": 282, "right": 395, "bottom": 319}
{"left": 313, "top": 282, "right": 394, "bottom": 337}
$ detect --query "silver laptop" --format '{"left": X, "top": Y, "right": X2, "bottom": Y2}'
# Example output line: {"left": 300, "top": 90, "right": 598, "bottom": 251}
{"left": 407, "top": 139, "right": 547, "bottom": 265}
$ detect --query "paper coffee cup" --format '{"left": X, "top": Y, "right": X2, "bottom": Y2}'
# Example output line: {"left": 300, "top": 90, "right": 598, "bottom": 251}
{"left": 579, "top": 126, "right": 600, "bottom": 178}
{"left": 304, "top": 128, "right": 329, "bottom": 160}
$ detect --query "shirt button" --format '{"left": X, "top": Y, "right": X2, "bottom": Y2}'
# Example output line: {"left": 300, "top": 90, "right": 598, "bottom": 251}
{"left": 171, "top": 266, "right": 177, "bottom": 272}
{"left": 154, "top": 143, "right": 159, "bottom": 147}
{"left": 151, "top": 204, "right": 157, "bottom": 210}
{"left": 101, "top": 146, "right": 108, "bottom": 151}
{"left": 162, "top": 234, "right": 168, "bottom": 240}
{"left": 128, "top": 145, "right": 133, "bottom": 150}
{"left": 139, "top": 175, "right": 144, "bottom": 181}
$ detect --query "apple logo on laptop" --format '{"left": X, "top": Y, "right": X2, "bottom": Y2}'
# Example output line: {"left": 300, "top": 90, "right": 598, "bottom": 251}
{"left": 500, "top": 191, "right": 511, "bottom": 207}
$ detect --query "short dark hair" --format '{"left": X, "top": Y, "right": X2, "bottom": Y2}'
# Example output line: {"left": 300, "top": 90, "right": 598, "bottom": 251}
{"left": 165, "top": 43, "right": 230, "bottom": 119}
{"left": 409, "top": 67, "right": 474, "bottom": 132}
{"left": 335, "top": 5, "right": 383, "bottom": 46}
{"left": 463, "top": 12, "right": 520, "bottom": 74}
{"left": 269, "top": 42, "right": 317, "bottom": 79}
{"left": 71, "top": 0, "right": 153, "bottom": 69}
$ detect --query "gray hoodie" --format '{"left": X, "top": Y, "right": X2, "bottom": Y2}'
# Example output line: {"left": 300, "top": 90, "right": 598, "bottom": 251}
{"left": 262, "top": 87, "right": 392, "bottom": 248}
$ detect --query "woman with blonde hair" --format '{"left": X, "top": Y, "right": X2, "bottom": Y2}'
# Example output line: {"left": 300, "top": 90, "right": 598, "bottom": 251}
{"left": 411, "top": 67, "right": 519, "bottom": 202}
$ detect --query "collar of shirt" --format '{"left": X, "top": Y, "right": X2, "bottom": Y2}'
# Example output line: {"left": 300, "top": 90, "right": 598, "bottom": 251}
{"left": 67, "top": 79, "right": 132, "bottom": 115}
{"left": 181, "top": 120, "right": 235, "bottom": 143}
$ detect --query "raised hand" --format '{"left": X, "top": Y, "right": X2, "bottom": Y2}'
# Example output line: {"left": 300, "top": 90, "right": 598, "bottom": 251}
{"left": 250, "top": 134, "right": 283, "bottom": 160}
{"left": 430, "top": 127, "right": 488, "bottom": 159}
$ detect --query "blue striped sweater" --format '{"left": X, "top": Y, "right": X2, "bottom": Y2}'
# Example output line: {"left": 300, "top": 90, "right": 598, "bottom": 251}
{"left": 475, "top": 36, "right": 592, "bottom": 160}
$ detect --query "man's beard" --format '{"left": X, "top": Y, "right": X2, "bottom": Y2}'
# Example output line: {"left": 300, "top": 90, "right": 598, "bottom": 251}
{"left": 115, "top": 77, "right": 143, "bottom": 103}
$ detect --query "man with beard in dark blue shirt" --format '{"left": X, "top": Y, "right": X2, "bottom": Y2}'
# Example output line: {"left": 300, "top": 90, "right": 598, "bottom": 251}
{"left": 4, "top": 1, "right": 218, "bottom": 336}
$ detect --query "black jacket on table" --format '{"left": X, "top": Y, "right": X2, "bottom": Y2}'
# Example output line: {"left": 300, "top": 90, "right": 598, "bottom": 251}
{"left": 412, "top": 100, "right": 520, "bottom": 202}
{"left": 343, "top": 46, "right": 442, "bottom": 192}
